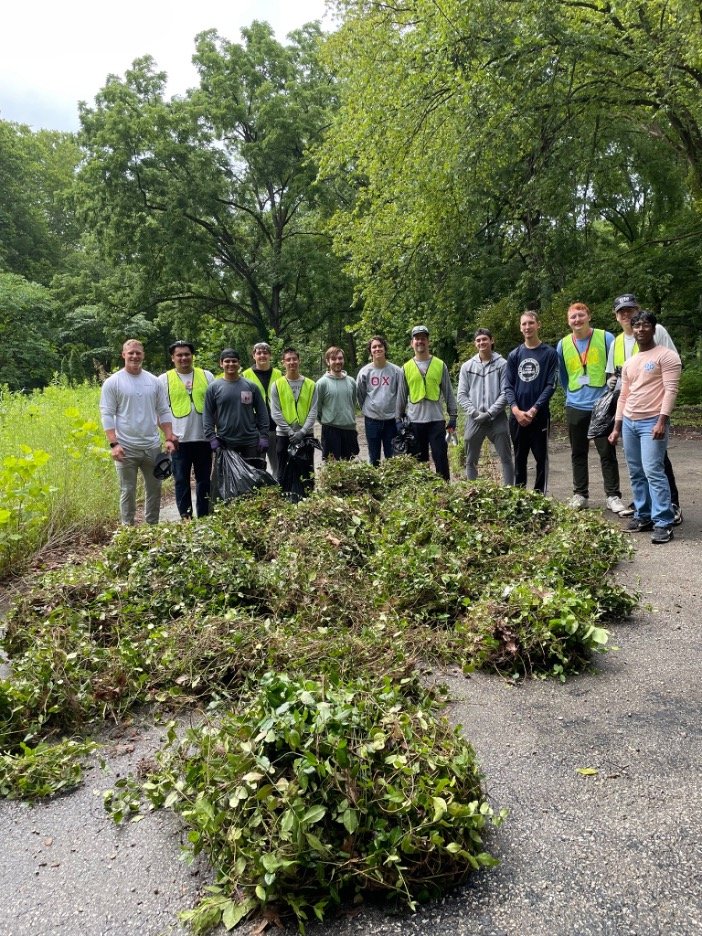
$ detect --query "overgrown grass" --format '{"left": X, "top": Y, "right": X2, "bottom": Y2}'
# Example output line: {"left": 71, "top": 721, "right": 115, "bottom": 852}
{"left": 0, "top": 380, "right": 119, "bottom": 578}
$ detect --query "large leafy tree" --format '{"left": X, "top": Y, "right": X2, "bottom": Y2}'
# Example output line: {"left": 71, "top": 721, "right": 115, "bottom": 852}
{"left": 320, "top": 0, "right": 702, "bottom": 346}
{"left": 0, "top": 120, "right": 80, "bottom": 284}
{"left": 0, "top": 273, "right": 58, "bottom": 389}
{"left": 75, "top": 21, "right": 352, "bottom": 350}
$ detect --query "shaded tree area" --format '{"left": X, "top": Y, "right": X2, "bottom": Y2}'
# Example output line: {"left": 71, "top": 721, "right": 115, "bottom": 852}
{"left": 319, "top": 0, "right": 702, "bottom": 357}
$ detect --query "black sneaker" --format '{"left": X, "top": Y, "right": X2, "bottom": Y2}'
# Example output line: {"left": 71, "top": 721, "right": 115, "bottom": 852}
{"left": 626, "top": 518, "right": 653, "bottom": 533}
{"left": 651, "top": 526, "right": 673, "bottom": 544}
{"left": 673, "top": 505, "right": 683, "bottom": 526}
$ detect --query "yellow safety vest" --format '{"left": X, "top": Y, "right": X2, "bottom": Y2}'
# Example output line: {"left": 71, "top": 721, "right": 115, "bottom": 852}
{"left": 561, "top": 330, "right": 607, "bottom": 391}
{"left": 242, "top": 367, "right": 282, "bottom": 403}
{"left": 403, "top": 356, "right": 444, "bottom": 403}
{"left": 166, "top": 368, "right": 208, "bottom": 418}
{"left": 275, "top": 377, "right": 315, "bottom": 425}
{"left": 613, "top": 333, "right": 639, "bottom": 368}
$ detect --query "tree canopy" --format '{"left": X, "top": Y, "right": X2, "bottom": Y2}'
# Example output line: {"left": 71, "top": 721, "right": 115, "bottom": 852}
{"left": 319, "top": 0, "right": 702, "bottom": 349}
{"left": 75, "top": 21, "right": 353, "bottom": 355}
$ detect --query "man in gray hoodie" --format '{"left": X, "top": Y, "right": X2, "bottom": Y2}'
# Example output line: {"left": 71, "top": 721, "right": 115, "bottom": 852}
{"left": 457, "top": 328, "right": 514, "bottom": 484}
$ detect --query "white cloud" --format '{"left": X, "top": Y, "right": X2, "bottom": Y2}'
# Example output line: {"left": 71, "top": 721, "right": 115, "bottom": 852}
{"left": 0, "top": 0, "right": 331, "bottom": 132}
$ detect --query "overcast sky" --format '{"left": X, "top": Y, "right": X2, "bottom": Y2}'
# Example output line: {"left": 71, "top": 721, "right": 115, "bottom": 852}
{"left": 1, "top": 0, "right": 332, "bottom": 133}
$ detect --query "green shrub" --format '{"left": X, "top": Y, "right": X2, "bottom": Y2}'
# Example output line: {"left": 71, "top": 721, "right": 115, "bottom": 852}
{"left": 106, "top": 673, "right": 504, "bottom": 931}
{"left": 677, "top": 361, "right": 702, "bottom": 406}
{"left": 0, "top": 382, "right": 118, "bottom": 577}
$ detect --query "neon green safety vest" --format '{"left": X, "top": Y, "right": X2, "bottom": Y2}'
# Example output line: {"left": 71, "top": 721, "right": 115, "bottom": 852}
{"left": 403, "top": 356, "right": 445, "bottom": 403}
{"left": 613, "top": 333, "right": 639, "bottom": 368}
{"left": 242, "top": 367, "right": 282, "bottom": 403}
{"left": 166, "top": 368, "right": 208, "bottom": 418}
{"left": 275, "top": 376, "right": 315, "bottom": 425}
{"left": 561, "top": 330, "right": 607, "bottom": 391}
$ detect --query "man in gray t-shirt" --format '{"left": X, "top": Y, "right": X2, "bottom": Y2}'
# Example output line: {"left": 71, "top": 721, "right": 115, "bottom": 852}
{"left": 100, "top": 338, "right": 176, "bottom": 525}
{"left": 356, "top": 335, "right": 403, "bottom": 466}
{"left": 202, "top": 348, "right": 269, "bottom": 463}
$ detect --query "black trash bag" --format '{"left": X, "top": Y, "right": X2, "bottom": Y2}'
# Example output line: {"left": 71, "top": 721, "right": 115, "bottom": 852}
{"left": 587, "top": 387, "right": 620, "bottom": 439}
{"left": 392, "top": 420, "right": 419, "bottom": 456}
{"left": 281, "top": 437, "right": 321, "bottom": 503}
{"left": 212, "top": 449, "right": 277, "bottom": 502}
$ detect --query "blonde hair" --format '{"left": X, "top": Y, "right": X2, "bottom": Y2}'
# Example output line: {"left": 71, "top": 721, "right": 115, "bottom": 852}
{"left": 122, "top": 339, "right": 144, "bottom": 352}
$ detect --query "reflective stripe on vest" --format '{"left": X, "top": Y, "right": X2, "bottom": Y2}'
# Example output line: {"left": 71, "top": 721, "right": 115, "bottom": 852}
{"left": 242, "top": 367, "right": 282, "bottom": 403}
{"left": 613, "top": 333, "right": 639, "bottom": 368}
{"left": 561, "top": 330, "right": 607, "bottom": 391}
{"left": 166, "top": 368, "right": 208, "bottom": 417}
{"left": 403, "top": 356, "right": 444, "bottom": 403}
{"left": 275, "top": 377, "right": 315, "bottom": 425}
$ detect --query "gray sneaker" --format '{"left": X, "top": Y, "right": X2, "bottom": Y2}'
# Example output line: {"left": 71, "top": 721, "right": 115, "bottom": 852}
{"left": 673, "top": 505, "right": 683, "bottom": 526}
{"left": 651, "top": 526, "right": 673, "bottom": 544}
{"left": 568, "top": 494, "right": 588, "bottom": 510}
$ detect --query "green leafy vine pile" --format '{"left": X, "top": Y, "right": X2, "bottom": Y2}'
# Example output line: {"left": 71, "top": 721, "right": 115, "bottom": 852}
{"left": 0, "top": 458, "right": 636, "bottom": 928}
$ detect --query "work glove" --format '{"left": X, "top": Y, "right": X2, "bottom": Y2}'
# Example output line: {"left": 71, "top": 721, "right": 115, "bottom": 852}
{"left": 258, "top": 435, "right": 269, "bottom": 452}
{"left": 209, "top": 437, "right": 221, "bottom": 451}
{"left": 396, "top": 418, "right": 406, "bottom": 434}
{"left": 290, "top": 429, "right": 306, "bottom": 444}
{"left": 473, "top": 412, "right": 489, "bottom": 425}
{"left": 606, "top": 374, "right": 618, "bottom": 391}
{"left": 447, "top": 417, "right": 457, "bottom": 432}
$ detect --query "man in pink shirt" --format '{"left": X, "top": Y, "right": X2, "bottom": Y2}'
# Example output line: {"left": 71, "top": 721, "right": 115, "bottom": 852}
{"left": 608, "top": 311, "right": 681, "bottom": 544}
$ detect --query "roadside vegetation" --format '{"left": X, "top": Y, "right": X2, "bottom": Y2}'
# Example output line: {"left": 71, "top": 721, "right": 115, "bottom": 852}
{"left": 0, "top": 458, "right": 636, "bottom": 930}
{"left": 0, "top": 381, "right": 118, "bottom": 580}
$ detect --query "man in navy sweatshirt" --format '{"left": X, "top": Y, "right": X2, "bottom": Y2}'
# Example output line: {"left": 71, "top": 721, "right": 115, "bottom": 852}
{"left": 504, "top": 311, "right": 559, "bottom": 493}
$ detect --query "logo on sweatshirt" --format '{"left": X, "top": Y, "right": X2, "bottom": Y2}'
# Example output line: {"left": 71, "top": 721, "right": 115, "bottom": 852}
{"left": 518, "top": 358, "right": 540, "bottom": 383}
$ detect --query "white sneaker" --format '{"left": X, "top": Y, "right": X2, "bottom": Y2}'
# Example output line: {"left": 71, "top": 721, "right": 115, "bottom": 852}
{"left": 606, "top": 495, "right": 627, "bottom": 514}
{"left": 568, "top": 494, "right": 588, "bottom": 510}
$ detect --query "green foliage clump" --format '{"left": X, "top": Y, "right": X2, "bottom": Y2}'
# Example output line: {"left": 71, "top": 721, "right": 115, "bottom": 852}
{"left": 0, "top": 458, "right": 635, "bottom": 806}
{"left": 0, "top": 738, "right": 96, "bottom": 799}
{"left": 0, "top": 383, "right": 117, "bottom": 579}
{"left": 106, "top": 673, "right": 503, "bottom": 931}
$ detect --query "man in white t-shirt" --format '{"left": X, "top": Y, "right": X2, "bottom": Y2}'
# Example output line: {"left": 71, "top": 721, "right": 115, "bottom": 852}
{"left": 100, "top": 339, "right": 176, "bottom": 525}
{"left": 158, "top": 340, "right": 214, "bottom": 519}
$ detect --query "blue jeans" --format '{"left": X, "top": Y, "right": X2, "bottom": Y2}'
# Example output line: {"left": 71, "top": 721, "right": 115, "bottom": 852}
{"left": 622, "top": 416, "right": 673, "bottom": 528}
{"left": 364, "top": 417, "right": 397, "bottom": 466}
{"left": 172, "top": 441, "right": 212, "bottom": 518}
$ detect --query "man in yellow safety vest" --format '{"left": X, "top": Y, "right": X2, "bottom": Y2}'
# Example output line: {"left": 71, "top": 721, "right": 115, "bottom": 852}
{"left": 242, "top": 341, "right": 283, "bottom": 476}
{"left": 159, "top": 340, "right": 214, "bottom": 519}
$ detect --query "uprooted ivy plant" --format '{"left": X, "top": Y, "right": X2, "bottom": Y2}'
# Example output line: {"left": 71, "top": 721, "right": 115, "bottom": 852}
{"left": 105, "top": 672, "right": 506, "bottom": 933}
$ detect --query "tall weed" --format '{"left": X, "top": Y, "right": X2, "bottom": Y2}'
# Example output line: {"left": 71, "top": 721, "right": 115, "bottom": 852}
{"left": 0, "top": 381, "right": 118, "bottom": 577}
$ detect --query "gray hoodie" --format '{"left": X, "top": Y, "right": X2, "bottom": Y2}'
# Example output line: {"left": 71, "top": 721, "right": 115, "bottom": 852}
{"left": 457, "top": 352, "right": 509, "bottom": 429}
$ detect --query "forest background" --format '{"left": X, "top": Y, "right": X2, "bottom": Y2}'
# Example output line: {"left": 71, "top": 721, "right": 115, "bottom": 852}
{"left": 2, "top": 0, "right": 702, "bottom": 396}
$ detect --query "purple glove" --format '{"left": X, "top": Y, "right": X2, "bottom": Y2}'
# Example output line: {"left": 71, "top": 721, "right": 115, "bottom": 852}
{"left": 258, "top": 435, "right": 269, "bottom": 451}
{"left": 210, "top": 437, "right": 221, "bottom": 451}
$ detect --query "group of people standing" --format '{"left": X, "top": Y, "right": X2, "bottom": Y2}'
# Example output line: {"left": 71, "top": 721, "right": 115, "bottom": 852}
{"left": 99, "top": 292, "right": 682, "bottom": 544}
